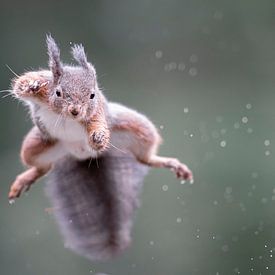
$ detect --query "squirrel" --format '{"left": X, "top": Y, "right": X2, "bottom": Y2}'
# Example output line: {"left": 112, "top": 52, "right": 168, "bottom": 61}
{"left": 8, "top": 35, "right": 193, "bottom": 261}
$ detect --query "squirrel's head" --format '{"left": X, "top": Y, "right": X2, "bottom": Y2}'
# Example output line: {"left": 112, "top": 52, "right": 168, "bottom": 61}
{"left": 12, "top": 35, "right": 102, "bottom": 121}
{"left": 46, "top": 35, "right": 101, "bottom": 121}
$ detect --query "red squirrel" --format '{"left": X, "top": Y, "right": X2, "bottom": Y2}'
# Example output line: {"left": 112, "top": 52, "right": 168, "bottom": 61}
{"left": 8, "top": 35, "right": 193, "bottom": 261}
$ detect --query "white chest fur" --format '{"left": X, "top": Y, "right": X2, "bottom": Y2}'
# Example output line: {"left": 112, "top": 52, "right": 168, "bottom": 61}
{"left": 35, "top": 106, "right": 97, "bottom": 159}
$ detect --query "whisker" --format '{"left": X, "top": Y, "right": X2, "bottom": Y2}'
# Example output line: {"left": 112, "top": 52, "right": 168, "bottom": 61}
{"left": 6, "top": 64, "right": 20, "bottom": 78}
{"left": 0, "top": 90, "right": 13, "bottom": 93}
{"left": 2, "top": 93, "right": 14, "bottom": 99}
{"left": 53, "top": 112, "right": 63, "bottom": 135}
{"left": 108, "top": 141, "right": 126, "bottom": 154}
{"left": 88, "top": 157, "right": 93, "bottom": 168}
{"left": 95, "top": 152, "right": 99, "bottom": 168}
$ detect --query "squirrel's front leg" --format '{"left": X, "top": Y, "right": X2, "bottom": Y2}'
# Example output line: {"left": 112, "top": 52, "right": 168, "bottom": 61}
{"left": 86, "top": 112, "right": 110, "bottom": 152}
{"left": 9, "top": 127, "right": 64, "bottom": 199}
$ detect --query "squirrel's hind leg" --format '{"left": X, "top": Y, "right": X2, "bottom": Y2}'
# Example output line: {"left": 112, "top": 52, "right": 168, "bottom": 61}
{"left": 144, "top": 155, "right": 193, "bottom": 181}
{"left": 9, "top": 126, "right": 64, "bottom": 199}
{"left": 110, "top": 106, "right": 193, "bottom": 181}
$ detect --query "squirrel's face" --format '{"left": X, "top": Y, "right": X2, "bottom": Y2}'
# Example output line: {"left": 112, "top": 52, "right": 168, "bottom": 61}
{"left": 12, "top": 36, "right": 102, "bottom": 121}
{"left": 45, "top": 35, "right": 102, "bottom": 121}
{"left": 48, "top": 67, "right": 99, "bottom": 121}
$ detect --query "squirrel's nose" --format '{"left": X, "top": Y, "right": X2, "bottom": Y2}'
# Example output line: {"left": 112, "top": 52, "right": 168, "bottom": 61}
{"left": 71, "top": 109, "right": 79, "bottom": 116}
{"left": 69, "top": 106, "right": 80, "bottom": 117}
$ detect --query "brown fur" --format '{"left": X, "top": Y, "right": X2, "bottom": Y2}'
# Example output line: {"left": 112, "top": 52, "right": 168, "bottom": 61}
{"left": 13, "top": 72, "right": 50, "bottom": 103}
{"left": 9, "top": 127, "right": 55, "bottom": 199}
{"left": 8, "top": 36, "right": 193, "bottom": 261}
{"left": 20, "top": 126, "right": 56, "bottom": 167}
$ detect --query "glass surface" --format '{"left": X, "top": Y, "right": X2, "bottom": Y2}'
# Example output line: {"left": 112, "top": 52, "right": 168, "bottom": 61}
{"left": 0, "top": 1, "right": 274, "bottom": 274}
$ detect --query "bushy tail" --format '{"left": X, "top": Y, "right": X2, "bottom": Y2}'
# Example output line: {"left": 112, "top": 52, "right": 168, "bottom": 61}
{"left": 45, "top": 151, "right": 149, "bottom": 261}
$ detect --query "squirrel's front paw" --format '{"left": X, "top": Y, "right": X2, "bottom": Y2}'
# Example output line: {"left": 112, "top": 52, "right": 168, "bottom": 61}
{"left": 89, "top": 130, "right": 110, "bottom": 152}
{"left": 13, "top": 73, "right": 49, "bottom": 98}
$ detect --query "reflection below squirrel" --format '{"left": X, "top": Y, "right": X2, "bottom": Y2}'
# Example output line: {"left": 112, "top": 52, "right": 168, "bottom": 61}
{"left": 8, "top": 36, "right": 193, "bottom": 261}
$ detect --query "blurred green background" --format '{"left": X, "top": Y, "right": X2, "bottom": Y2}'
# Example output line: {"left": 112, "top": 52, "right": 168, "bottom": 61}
{"left": 0, "top": 0, "right": 275, "bottom": 274}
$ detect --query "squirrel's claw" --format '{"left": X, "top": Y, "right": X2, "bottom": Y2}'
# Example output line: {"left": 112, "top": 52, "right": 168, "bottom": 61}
{"left": 12, "top": 73, "right": 49, "bottom": 99}
{"left": 28, "top": 80, "right": 49, "bottom": 93}
{"left": 89, "top": 130, "right": 110, "bottom": 152}
{"left": 168, "top": 159, "right": 193, "bottom": 182}
{"left": 8, "top": 178, "right": 33, "bottom": 200}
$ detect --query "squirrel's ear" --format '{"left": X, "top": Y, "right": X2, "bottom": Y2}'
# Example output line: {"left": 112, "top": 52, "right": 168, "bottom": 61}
{"left": 46, "top": 34, "right": 63, "bottom": 84}
{"left": 71, "top": 44, "right": 96, "bottom": 76}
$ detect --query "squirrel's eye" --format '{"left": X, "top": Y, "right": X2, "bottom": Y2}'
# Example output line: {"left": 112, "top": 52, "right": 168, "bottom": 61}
{"left": 55, "top": 90, "right": 61, "bottom": 97}
{"left": 90, "top": 93, "right": 95, "bottom": 100}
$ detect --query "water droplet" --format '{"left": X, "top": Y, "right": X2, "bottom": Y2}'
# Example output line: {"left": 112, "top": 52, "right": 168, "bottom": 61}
{"left": 213, "top": 200, "right": 218, "bottom": 205}
{"left": 164, "top": 62, "right": 177, "bottom": 72}
{"left": 225, "top": 186, "right": 232, "bottom": 194}
{"left": 155, "top": 50, "right": 163, "bottom": 59}
{"left": 9, "top": 199, "right": 15, "bottom": 205}
{"left": 181, "top": 180, "right": 185, "bottom": 184}
{"left": 246, "top": 103, "right": 252, "bottom": 110}
{"left": 261, "top": 198, "right": 268, "bottom": 204}
{"left": 190, "top": 179, "right": 194, "bottom": 184}
{"left": 178, "top": 63, "right": 185, "bottom": 71}
{"left": 170, "top": 62, "right": 177, "bottom": 69}
{"left": 189, "top": 67, "right": 198, "bottom": 76}
{"left": 222, "top": 244, "right": 229, "bottom": 252}
{"left": 247, "top": 128, "right": 253, "bottom": 134}
{"left": 176, "top": 217, "right": 182, "bottom": 223}
{"left": 220, "top": 140, "right": 227, "bottom": 147}
{"left": 162, "top": 185, "right": 168, "bottom": 191}
{"left": 216, "top": 116, "right": 223, "bottom": 123}
{"left": 189, "top": 133, "right": 194, "bottom": 138}
{"left": 265, "top": 150, "right": 271, "bottom": 156}
{"left": 159, "top": 125, "right": 164, "bottom": 130}
{"left": 220, "top": 128, "right": 227, "bottom": 135}
{"left": 264, "top": 140, "right": 270, "bottom": 146}
{"left": 234, "top": 122, "right": 240, "bottom": 129}
{"left": 183, "top": 107, "right": 189, "bottom": 113}
{"left": 242, "top": 116, "right": 248, "bottom": 124}
{"left": 149, "top": 240, "right": 154, "bottom": 245}
{"left": 190, "top": 54, "right": 198, "bottom": 63}
{"left": 251, "top": 172, "right": 258, "bottom": 179}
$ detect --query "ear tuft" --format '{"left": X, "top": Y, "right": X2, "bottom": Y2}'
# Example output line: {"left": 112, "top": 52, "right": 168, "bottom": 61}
{"left": 46, "top": 34, "right": 63, "bottom": 84}
{"left": 71, "top": 44, "right": 96, "bottom": 75}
